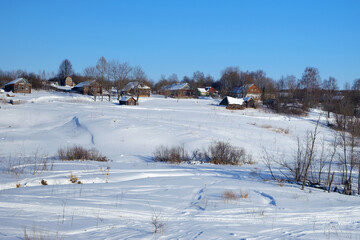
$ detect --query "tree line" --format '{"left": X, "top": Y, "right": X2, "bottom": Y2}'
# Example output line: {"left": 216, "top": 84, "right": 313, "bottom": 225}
{"left": 1, "top": 58, "right": 359, "bottom": 116}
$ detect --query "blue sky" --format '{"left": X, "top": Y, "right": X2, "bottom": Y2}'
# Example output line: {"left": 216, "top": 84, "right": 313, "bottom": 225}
{"left": 0, "top": 0, "right": 359, "bottom": 87}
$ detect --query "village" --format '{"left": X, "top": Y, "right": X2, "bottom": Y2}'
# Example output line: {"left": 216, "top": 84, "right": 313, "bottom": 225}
{"left": 1, "top": 1, "right": 360, "bottom": 238}
{"left": 1, "top": 75, "right": 264, "bottom": 109}
{"left": 2, "top": 71, "right": 356, "bottom": 116}
{"left": 1, "top": 79, "right": 360, "bottom": 239}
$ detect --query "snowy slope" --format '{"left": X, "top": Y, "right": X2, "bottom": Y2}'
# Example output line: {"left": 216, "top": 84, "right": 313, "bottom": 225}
{"left": 0, "top": 91, "right": 359, "bottom": 239}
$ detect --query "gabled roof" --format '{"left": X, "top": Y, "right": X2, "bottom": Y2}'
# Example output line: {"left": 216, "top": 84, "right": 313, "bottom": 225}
{"left": 74, "top": 80, "right": 96, "bottom": 88}
{"left": 332, "top": 95, "right": 345, "bottom": 101}
{"left": 122, "top": 82, "right": 150, "bottom": 91}
{"left": 232, "top": 84, "right": 256, "bottom": 94}
{"left": 120, "top": 95, "right": 136, "bottom": 102}
{"left": 5, "top": 78, "right": 29, "bottom": 86}
{"left": 220, "top": 96, "right": 245, "bottom": 106}
{"left": 197, "top": 88, "right": 207, "bottom": 93}
{"left": 243, "top": 97, "right": 254, "bottom": 102}
{"left": 165, "top": 82, "right": 190, "bottom": 91}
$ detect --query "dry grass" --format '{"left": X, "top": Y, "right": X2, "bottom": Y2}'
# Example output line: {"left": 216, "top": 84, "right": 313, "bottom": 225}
{"left": 58, "top": 146, "right": 108, "bottom": 162}
{"left": 24, "top": 226, "right": 49, "bottom": 240}
{"left": 261, "top": 125, "right": 289, "bottom": 134}
{"left": 223, "top": 190, "right": 239, "bottom": 201}
{"left": 41, "top": 180, "right": 48, "bottom": 186}
{"left": 69, "top": 173, "right": 78, "bottom": 183}
{"left": 223, "top": 189, "right": 249, "bottom": 202}
{"left": 240, "top": 190, "right": 249, "bottom": 199}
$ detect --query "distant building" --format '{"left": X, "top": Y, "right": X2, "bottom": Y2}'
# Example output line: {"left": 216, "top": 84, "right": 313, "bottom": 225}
{"left": 161, "top": 83, "right": 193, "bottom": 98}
{"left": 119, "top": 96, "right": 137, "bottom": 105}
{"left": 122, "top": 82, "right": 151, "bottom": 97}
{"left": 219, "top": 96, "right": 245, "bottom": 109}
{"left": 197, "top": 86, "right": 218, "bottom": 97}
{"left": 197, "top": 88, "right": 209, "bottom": 96}
{"left": 220, "top": 96, "right": 255, "bottom": 109}
{"left": 4, "top": 78, "right": 32, "bottom": 94}
{"left": 205, "top": 86, "right": 216, "bottom": 94}
{"left": 61, "top": 76, "right": 74, "bottom": 87}
{"left": 73, "top": 80, "right": 102, "bottom": 95}
{"left": 232, "top": 84, "right": 261, "bottom": 101}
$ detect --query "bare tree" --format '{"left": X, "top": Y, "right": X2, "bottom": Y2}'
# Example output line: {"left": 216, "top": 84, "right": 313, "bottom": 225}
{"left": 300, "top": 67, "right": 321, "bottom": 106}
{"left": 58, "top": 59, "right": 74, "bottom": 79}
{"left": 326, "top": 133, "right": 338, "bottom": 186}
{"left": 114, "top": 62, "right": 132, "bottom": 99}
{"left": 262, "top": 148, "right": 277, "bottom": 180}
{"left": 322, "top": 76, "right": 339, "bottom": 118}
{"left": 301, "top": 117, "right": 320, "bottom": 190}
{"left": 96, "top": 56, "right": 108, "bottom": 84}
{"left": 219, "top": 66, "right": 241, "bottom": 96}
{"left": 131, "top": 66, "right": 147, "bottom": 102}
{"left": 83, "top": 66, "right": 98, "bottom": 79}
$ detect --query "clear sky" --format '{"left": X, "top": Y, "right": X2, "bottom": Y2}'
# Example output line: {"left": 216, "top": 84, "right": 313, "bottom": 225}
{"left": 0, "top": 0, "right": 359, "bottom": 87}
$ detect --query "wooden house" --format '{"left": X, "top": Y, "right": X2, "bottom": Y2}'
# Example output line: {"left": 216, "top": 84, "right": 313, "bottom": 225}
{"left": 232, "top": 84, "right": 261, "bottom": 101}
{"left": 73, "top": 80, "right": 102, "bottom": 95}
{"left": 119, "top": 96, "right": 137, "bottom": 105}
{"left": 197, "top": 88, "right": 209, "bottom": 96}
{"left": 4, "top": 78, "right": 32, "bottom": 94}
{"left": 162, "top": 83, "right": 193, "bottom": 98}
{"left": 61, "top": 76, "right": 74, "bottom": 87}
{"left": 122, "top": 82, "right": 151, "bottom": 97}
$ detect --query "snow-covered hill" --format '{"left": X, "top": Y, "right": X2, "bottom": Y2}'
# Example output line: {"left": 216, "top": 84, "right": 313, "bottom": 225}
{"left": 0, "top": 91, "right": 359, "bottom": 239}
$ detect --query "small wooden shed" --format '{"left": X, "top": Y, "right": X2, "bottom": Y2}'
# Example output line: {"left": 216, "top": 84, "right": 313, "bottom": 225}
{"left": 219, "top": 96, "right": 245, "bottom": 110}
{"left": 119, "top": 96, "right": 137, "bottom": 105}
{"left": 243, "top": 97, "right": 255, "bottom": 108}
{"left": 4, "top": 78, "right": 32, "bottom": 94}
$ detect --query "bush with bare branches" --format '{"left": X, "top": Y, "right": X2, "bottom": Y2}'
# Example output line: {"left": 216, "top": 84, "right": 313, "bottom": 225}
{"left": 58, "top": 146, "right": 108, "bottom": 162}
{"left": 205, "top": 141, "right": 251, "bottom": 165}
{"left": 153, "top": 145, "right": 189, "bottom": 163}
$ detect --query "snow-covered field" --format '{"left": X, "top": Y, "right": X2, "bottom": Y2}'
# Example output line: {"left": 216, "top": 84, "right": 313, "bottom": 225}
{"left": 0, "top": 90, "right": 359, "bottom": 239}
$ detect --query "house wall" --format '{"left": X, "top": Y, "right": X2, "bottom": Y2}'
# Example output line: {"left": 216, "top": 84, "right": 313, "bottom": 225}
{"left": 80, "top": 85, "right": 102, "bottom": 95}
{"left": 172, "top": 89, "right": 193, "bottom": 98}
{"left": 120, "top": 98, "right": 137, "bottom": 105}
{"left": 246, "top": 85, "right": 261, "bottom": 100}
{"left": 128, "top": 88, "right": 150, "bottom": 97}
{"left": 65, "top": 77, "right": 73, "bottom": 86}
{"left": 5, "top": 83, "right": 31, "bottom": 93}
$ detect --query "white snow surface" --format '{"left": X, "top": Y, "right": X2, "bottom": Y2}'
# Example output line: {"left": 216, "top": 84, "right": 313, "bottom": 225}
{"left": 226, "top": 96, "right": 245, "bottom": 105}
{"left": 0, "top": 90, "right": 359, "bottom": 239}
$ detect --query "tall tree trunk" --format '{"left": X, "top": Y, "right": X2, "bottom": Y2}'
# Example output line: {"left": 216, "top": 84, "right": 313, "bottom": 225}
{"left": 302, "top": 118, "right": 320, "bottom": 190}
{"left": 328, "top": 172, "right": 335, "bottom": 193}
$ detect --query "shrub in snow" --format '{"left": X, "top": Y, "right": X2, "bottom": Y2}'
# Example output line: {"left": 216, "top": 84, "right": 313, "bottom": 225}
{"left": 153, "top": 145, "right": 190, "bottom": 163}
{"left": 154, "top": 142, "right": 253, "bottom": 165}
{"left": 204, "top": 141, "right": 251, "bottom": 165}
{"left": 58, "top": 146, "right": 108, "bottom": 162}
